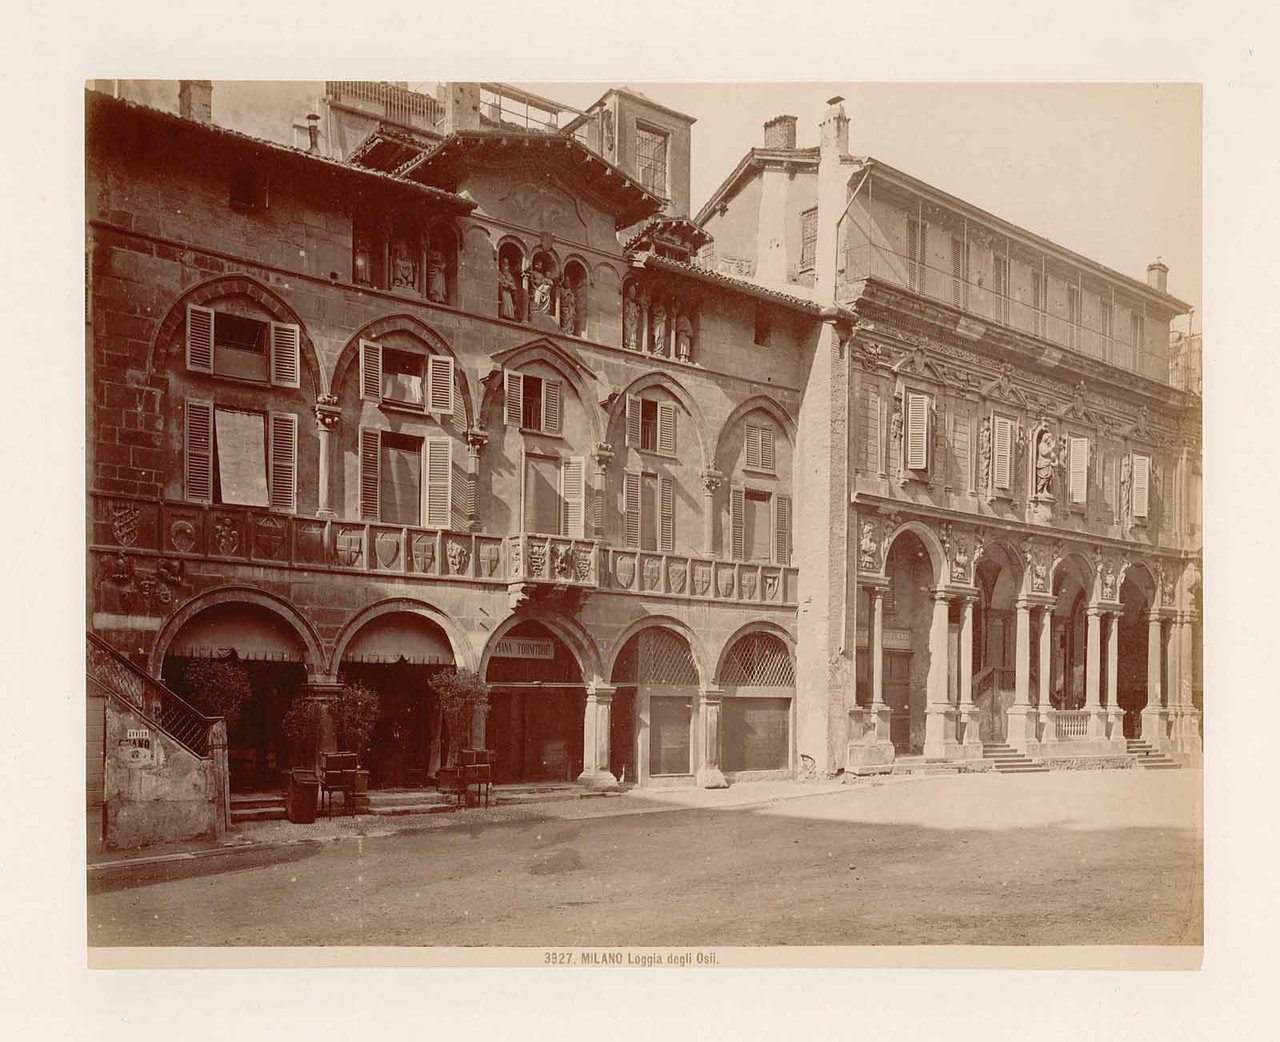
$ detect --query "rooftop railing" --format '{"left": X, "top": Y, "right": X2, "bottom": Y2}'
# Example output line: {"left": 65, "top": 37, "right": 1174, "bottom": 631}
{"left": 326, "top": 81, "right": 443, "bottom": 131}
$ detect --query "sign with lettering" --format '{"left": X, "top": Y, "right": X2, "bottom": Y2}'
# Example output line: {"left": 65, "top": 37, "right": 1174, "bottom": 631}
{"left": 854, "top": 628, "right": 912, "bottom": 651}
{"left": 491, "top": 637, "right": 555, "bottom": 660}
{"left": 126, "top": 729, "right": 150, "bottom": 741}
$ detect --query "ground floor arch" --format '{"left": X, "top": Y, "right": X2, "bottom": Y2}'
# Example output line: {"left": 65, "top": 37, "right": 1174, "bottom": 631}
{"left": 610, "top": 624, "right": 702, "bottom": 786}
{"left": 717, "top": 630, "right": 796, "bottom": 778}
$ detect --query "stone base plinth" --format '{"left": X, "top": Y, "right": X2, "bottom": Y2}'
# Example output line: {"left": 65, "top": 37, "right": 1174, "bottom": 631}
{"left": 1028, "top": 738, "right": 1116, "bottom": 759}
{"left": 575, "top": 768, "right": 620, "bottom": 791}
{"left": 1005, "top": 706, "right": 1039, "bottom": 752}
{"left": 845, "top": 740, "right": 896, "bottom": 769}
{"left": 695, "top": 765, "right": 728, "bottom": 789}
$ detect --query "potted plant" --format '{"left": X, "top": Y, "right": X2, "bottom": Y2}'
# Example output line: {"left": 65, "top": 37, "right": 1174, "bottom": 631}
{"left": 430, "top": 668, "right": 490, "bottom": 767}
{"left": 282, "top": 680, "right": 381, "bottom": 777}
{"left": 183, "top": 656, "right": 252, "bottom": 730}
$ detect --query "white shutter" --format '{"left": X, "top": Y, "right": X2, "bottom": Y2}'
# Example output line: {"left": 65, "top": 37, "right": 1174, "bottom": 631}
{"left": 562, "top": 456, "right": 586, "bottom": 538}
{"left": 774, "top": 493, "right": 791, "bottom": 565}
{"left": 623, "top": 470, "right": 641, "bottom": 549}
{"left": 1068, "top": 436, "right": 1088, "bottom": 505}
{"left": 184, "top": 399, "right": 214, "bottom": 502}
{"left": 427, "top": 355, "right": 454, "bottom": 414}
{"left": 658, "top": 475, "right": 674, "bottom": 552}
{"left": 745, "top": 423, "right": 762, "bottom": 470}
{"left": 993, "top": 415, "right": 1013, "bottom": 491}
{"left": 906, "top": 392, "right": 929, "bottom": 470}
{"left": 760, "top": 425, "right": 775, "bottom": 472}
{"left": 359, "top": 427, "right": 380, "bottom": 520}
{"left": 268, "top": 411, "right": 298, "bottom": 513}
{"left": 1132, "top": 452, "right": 1150, "bottom": 519}
{"left": 730, "top": 485, "right": 745, "bottom": 561}
{"left": 269, "top": 322, "right": 301, "bottom": 388}
{"left": 424, "top": 438, "right": 452, "bottom": 529}
{"left": 186, "top": 304, "right": 214, "bottom": 374}
{"left": 625, "top": 394, "right": 641, "bottom": 447}
{"left": 360, "top": 339, "right": 382, "bottom": 402}
{"left": 542, "top": 379, "right": 562, "bottom": 435}
{"left": 504, "top": 370, "right": 524, "bottom": 427}
{"left": 657, "top": 402, "right": 676, "bottom": 456}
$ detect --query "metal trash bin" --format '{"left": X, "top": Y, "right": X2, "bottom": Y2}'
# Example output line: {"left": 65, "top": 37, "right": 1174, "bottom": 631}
{"left": 287, "top": 769, "right": 320, "bottom": 824}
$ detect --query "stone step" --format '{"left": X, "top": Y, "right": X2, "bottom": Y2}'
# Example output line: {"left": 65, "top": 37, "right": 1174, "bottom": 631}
{"left": 368, "top": 802, "right": 456, "bottom": 817}
{"left": 230, "top": 793, "right": 286, "bottom": 811}
{"left": 366, "top": 790, "right": 450, "bottom": 807}
{"left": 231, "top": 806, "right": 288, "bottom": 823}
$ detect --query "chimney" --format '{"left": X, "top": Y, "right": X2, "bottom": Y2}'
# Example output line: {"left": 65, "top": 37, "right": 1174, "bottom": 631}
{"left": 439, "top": 82, "right": 481, "bottom": 133}
{"left": 305, "top": 113, "right": 321, "bottom": 154}
{"left": 1147, "top": 257, "right": 1169, "bottom": 293}
{"left": 763, "top": 115, "right": 797, "bottom": 150}
{"left": 178, "top": 80, "right": 213, "bottom": 123}
{"left": 819, "top": 95, "right": 849, "bottom": 155}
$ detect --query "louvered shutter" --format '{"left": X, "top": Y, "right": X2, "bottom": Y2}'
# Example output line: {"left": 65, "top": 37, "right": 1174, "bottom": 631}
{"left": 561, "top": 456, "right": 586, "bottom": 538}
{"left": 745, "top": 423, "right": 761, "bottom": 470}
{"left": 625, "top": 394, "right": 641, "bottom": 447}
{"left": 760, "top": 425, "right": 775, "bottom": 472}
{"left": 657, "top": 402, "right": 676, "bottom": 456}
{"left": 774, "top": 493, "right": 791, "bottom": 565}
{"left": 186, "top": 304, "right": 214, "bottom": 374}
{"left": 542, "top": 379, "right": 562, "bottom": 435}
{"left": 906, "top": 392, "right": 929, "bottom": 469}
{"left": 1132, "top": 453, "right": 1150, "bottom": 519}
{"left": 268, "top": 411, "right": 298, "bottom": 512}
{"left": 623, "top": 470, "right": 641, "bottom": 548}
{"left": 427, "top": 355, "right": 454, "bottom": 414}
{"left": 184, "top": 399, "right": 214, "bottom": 501}
{"left": 359, "top": 427, "right": 380, "bottom": 520}
{"left": 360, "top": 340, "right": 382, "bottom": 402}
{"left": 504, "top": 370, "right": 524, "bottom": 427}
{"left": 993, "top": 415, "right": 1013, "bottom": 491}
{"left": 658, "top": 475, "right": 674, "bottom": 552}
{"left": 424, "top": 438, "right": 451, "bottom": 529}
{"left": 1069, "top": 436, "right": 1088, "bottom": 504}
{"left": 269, "top": 322, "right": 301, "bottom": 388}
{"left": 730, "top": 485, "right": 745, "bottom": 561}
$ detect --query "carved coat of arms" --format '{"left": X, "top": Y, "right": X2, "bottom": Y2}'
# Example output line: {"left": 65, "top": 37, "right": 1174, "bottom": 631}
{"left": 691, "top": 561, "right": 711, "bottom": 596}
{"left": 614, "top": 555, "right": 636, "bottom": 590}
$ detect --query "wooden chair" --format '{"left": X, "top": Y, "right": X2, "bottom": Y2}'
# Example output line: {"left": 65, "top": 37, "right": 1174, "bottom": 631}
{"left": 319, "top": 751, "right": 359, "bottom": 817}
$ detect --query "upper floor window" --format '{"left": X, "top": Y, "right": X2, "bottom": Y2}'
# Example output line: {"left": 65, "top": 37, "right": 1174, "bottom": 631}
{"left": 1067, "top": 435, "right": 1089, "bottom": 506}
{"left": 359, "top": 340, "right": 454, "bottom": 414}
{"left": 504, "top": 370, "right": 562, "bottom": 436}
{"left": 905, "top": 216, "right": 927, "bottom": 293}
{"left": 799, "top": 208, "right": 818, "bottom": 272}
{"left": 903, "top": 391, "right": 932, "bottom": 472}
{"left": 623, "top": 470, "right": 674, "bottom": 552}
{"left": 635, "top": 125, "right": 669, "bottom": 198}
{"left": 729, "top": 486, "right": 791, "bottom": 565}
{"left": 626, "top": 395, "right": 677, "bottom": 456}
{"left": 744, "top": 421, "right": 776, "bottom": 474}
{"left": 1130, "top": 451, "right": 1151, "bottom": 520}
{"left": 186, "top": 304, "right": 299, "bottom": 388}
{"left": 358, "top": 428, "right": 452, "bottom": 528}
{"left": 525, "top": 452, "right": 585, "bottom": 538}
{"left": 184, "top": 399, "right": 296, "bottom": 513}
{"left": 229, "top": 165, "right": 268, "bottom": 210}
{"left": 990, "top": 413, "right": 1016, "bottom": 493}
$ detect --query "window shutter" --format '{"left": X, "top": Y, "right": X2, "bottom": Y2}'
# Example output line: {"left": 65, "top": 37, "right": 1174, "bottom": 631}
{"left": 1132, "top": 453, "right": 1150, "bottom": 519}
{"left": 906, "top": 392, "right": 929, "bottom": 470}
{"left": 424, "top": 438, "right": 452, "bottom": 529}
{"left": 760, "top": 425, "right": 775, "bottom": 472}
{"left": 730, "top": 485, "right": 746, "bottom": 561}
{"left": 504, "top": 370, "right": 524, "bottom": 427}
{"left": 745, "top": 423, "right": 761, "bottom": 470}
{"left": 184, "top": 399, "right": 214, "bottom": 501}
{"left": 360, "top": 340, "right": 382, "bottom": 402}
{"left": 1069, "top": 436, "right": 1089, "bottom": 504}
{"left": 625, "top": 394, "right": 641, "bottom": 447}
{"left": 561, "top": 456, "right": 586, "bottom": 538}
{"left": 993, "top": 415, "right": 1013, "bottom": 491}
{"left": 186, "top": 304, "right": 214, "bottom": 374}
{"left": 269, "top": 322, "right": 301, "bottom": 388}
{"left": 542, "top": 379, "right": 562, "bottom": 435}
{"left": 427, "top": 355, "right": 454, "bottom": 414}
{"left": 658, "top": 475, "right": 674, "bottom": 552}
{"left": 359, "top": 427, "right": 380, "bottom": 520}
{"left": 656, "top": 402, "right": 677, "bottom": 456}
{"left": 623, "top": 470, "right": 641, "bottom": 549}
{"left": 268, "top": 411, "right": 298, "bottom": 513}
{"left": 774, "top": 493, "right": 791, "bottom": 565}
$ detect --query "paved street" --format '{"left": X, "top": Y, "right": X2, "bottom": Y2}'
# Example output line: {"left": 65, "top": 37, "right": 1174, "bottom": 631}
{"left": 88, "top": 769, "right": 1202, "bottom": 948}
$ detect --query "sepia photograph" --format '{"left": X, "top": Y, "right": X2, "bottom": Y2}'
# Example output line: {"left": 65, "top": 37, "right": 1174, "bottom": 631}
{"left": 83, "top": 77, "right": 1203, "bottom": 958}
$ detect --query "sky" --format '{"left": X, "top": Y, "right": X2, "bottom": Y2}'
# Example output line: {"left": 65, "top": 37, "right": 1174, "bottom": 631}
{"left": 525, "top": 83, "right": 1202, "bottom": 327}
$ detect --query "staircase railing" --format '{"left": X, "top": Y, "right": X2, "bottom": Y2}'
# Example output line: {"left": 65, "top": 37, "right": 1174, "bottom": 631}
{"left": 86, "top": 632, "right": 217, "bottom": 758}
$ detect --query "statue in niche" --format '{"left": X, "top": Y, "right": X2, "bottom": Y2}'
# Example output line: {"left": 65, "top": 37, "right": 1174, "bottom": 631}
{"left": 559, "top": 278, "right": 577, "bottom": 334}
{"left": 1034, "top": 429, "right": 1059, "bottom": 497}
{"left": 623, "top": 283, "right": 641, "bottom": 350}
{"left": 675, "top": 311, "right": 694, "bottom": 361}
{"left": 391, "top": 241, "right": 416, "bottom": 290}
{"left": 426, "top": 248, "right": 448, "bottom": 303}
{"left": 1119, "top": 453, "right": 1132, "bottom": 520}
{"left": 353, "top": 233, "right": 373, "bottom": 285}
{"left": 498, "top": 257, "right": 519, "bottom": 320}
{"left": 889, "top": 395, "right": 903, "bottom": 466}
{"left": 858, "top": 521, "right": 878, "bottom": 571}
{"left": 651, "top": 298, "right": 668, "bottom": 355}
{"left": 528, "top": 254, "right": 556, "bottom": 317}
{"left": 977, "top": 417, "right": 992, "bottom": 491}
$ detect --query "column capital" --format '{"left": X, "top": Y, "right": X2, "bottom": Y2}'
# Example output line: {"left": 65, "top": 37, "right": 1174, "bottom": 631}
{"left": 700, "top": 469, "right": 725, "bottom": 494}
{"left": 699, "top": 685, "right": 726, "bottom": 701}
{"left": 465, "top": 426, "right": 490, "bottom": 456}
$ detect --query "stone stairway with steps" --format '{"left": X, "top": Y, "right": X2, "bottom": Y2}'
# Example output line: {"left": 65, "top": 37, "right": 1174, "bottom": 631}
{"left": 230, "top": 792, "right": 287, "bottom": 824}
{"left": 982, "top": 743, "right": 1050, "bottom": 774}
{"left": 1126, "top": 739, "right": 1182, "bottom": 770}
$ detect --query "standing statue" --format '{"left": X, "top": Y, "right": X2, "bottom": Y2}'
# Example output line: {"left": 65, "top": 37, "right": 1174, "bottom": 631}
{"left": 977, "top": 417, "right": 992, "bottom": 491}
{"left": 889, "top": 395, "right": 903, "bottom": 466}
{"left": 426, "top": 248, "right": 448, "bottom": 303}
{"left": 391, "top": 242, "right": 416, "bottom": 290}
{"left": 498, "top": 257, "right": 519, "bottom": 320}
{"left": 528, "top": 255, "right": 555, "bottom": 317}
{"left": 559, "top": 279, "right": 577, "bottom": 335}
{"left": 1119, "top": 453, "right": 1132, "bottom": 520}
{"left": 675, "top": 311, "right": 694, "bottom": 361}
{"left": 623, "top": 283, "right": 641, "bottom": 350}
{"left": 651, "top": 299, "right": 668, "bottom": 356}
{"left": 1034, "top": 429, "right": 1059, "bottom": 497}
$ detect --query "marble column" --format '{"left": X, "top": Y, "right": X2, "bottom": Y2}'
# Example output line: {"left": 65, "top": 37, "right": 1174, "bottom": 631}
{"left": 576, "top": 684, "right": 619, "bottom": 790}
{"left": 593, "top": 445, "right": 615, "bottom": 542}
{"left": 465, "top": 429, "right": 488, "bottom": 532}
{"left": 314, "top": 396, "right": 341, "bottom": 518}
{"left": 959, "top": 597, "right": 982, "bottom": 754}
{"left": 1179, "top": 613, "right": 1201, "bottom": 743}
{"left": 923, "top": 590, "right": 952, "bottom": 759}
{"left": 696, "top": 687, "right": 728, "bottom": 789}
{"left": 1038, "top": 606, "right": 1054, "bottom": 743}
{"left": 871, "top": 587, "right": 885, "bottom": 706}
{"left": 1085, "top": 607, "right": 1105, "bottom": 739}
{"left": 1006, "top": 598, "right": 1035, "bottom": 752}
{"left": 1141, "top": 612, "right": 1165, "bottom": 743}
{"left": 1105, "top": 612, "right": 1124, "bottom": 746}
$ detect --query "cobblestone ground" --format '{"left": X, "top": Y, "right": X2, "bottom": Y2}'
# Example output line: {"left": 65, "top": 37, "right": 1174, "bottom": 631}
{"left": 88, "top": 769, "right": 1201, "bottom": 948}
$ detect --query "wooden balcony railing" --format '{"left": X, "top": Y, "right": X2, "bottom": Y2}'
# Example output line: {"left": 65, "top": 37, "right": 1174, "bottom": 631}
{"left": 325, "top": 81, "right": 443, "bottom": 131}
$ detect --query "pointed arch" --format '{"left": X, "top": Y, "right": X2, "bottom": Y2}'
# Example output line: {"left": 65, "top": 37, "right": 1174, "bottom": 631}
{"left": 487, "top": 336, "right": 605, "bottom": 445}
{"left": 712, "top": 394, "right": 798, "bottom": 464}
{"left": 479, "top": 610, "right": 604, "bottom": 687}
{"left": 145, "top": 273, "right": 323, "bottom": 396}
{"left": 328, "top": 597, "right": 477, "bottom": 675}
{"left": 604, "top": 615, "right": 712, "bottom": 688}
{"left": 609, "top": 371, "right": 711, "bottom": 471}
